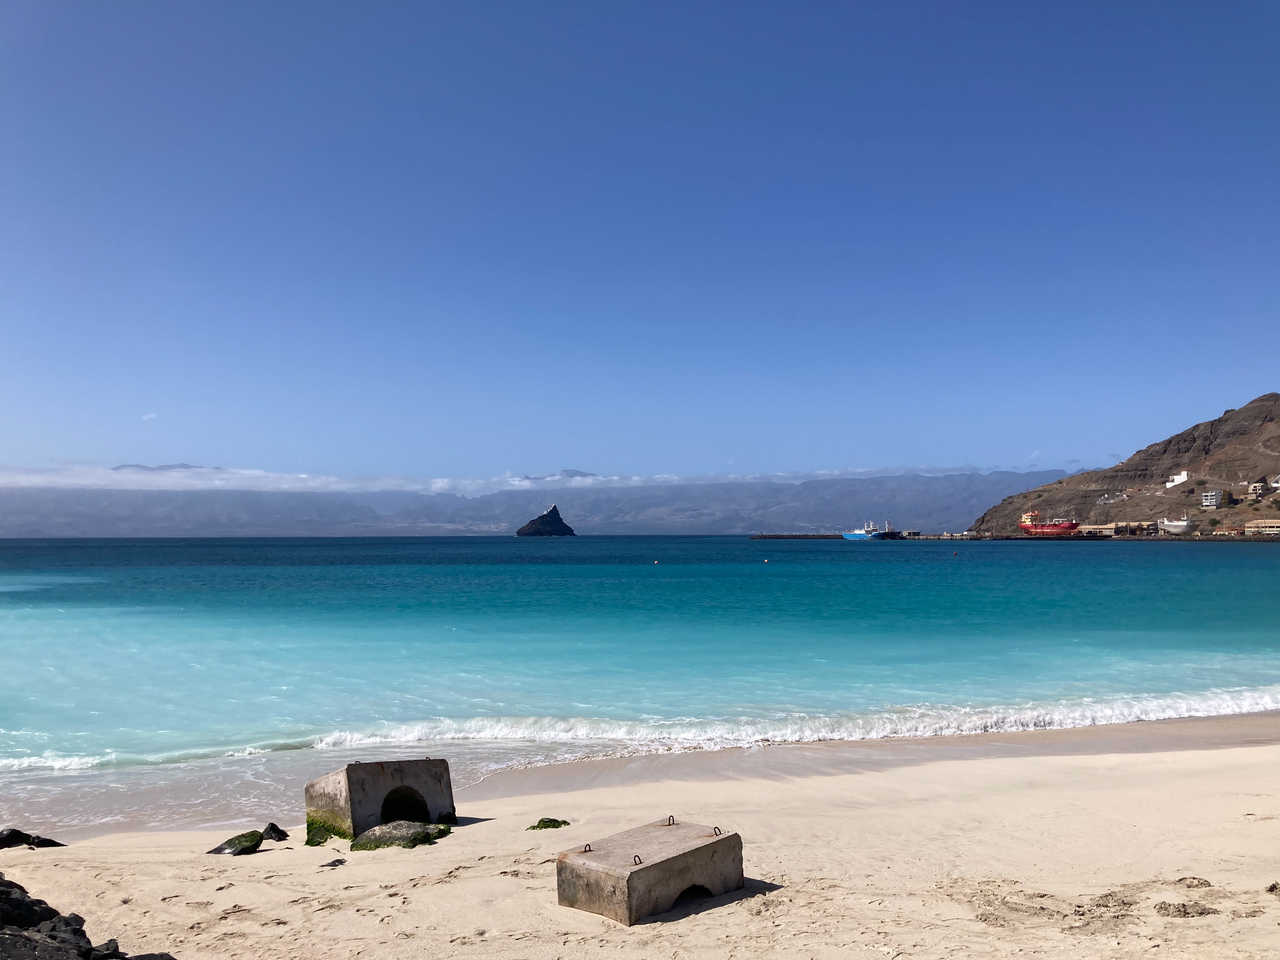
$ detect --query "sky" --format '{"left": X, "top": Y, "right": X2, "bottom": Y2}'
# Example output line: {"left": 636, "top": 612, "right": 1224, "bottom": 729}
{"left": 2, "top": 1, "right": 1277, "bottom": 487}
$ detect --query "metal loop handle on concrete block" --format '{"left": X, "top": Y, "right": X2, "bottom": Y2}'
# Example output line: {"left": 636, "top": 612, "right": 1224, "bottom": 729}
{"left": 633, "top": 855, "right": 643, "bottom": 865}
{"left": 667, "top": 815, "right": 675, "bottom": 826}
{"left": 583, "top": 843, "right": 591, "bottom": 853}
{"left": 713, "top": 826, "right": 722, "bottom": 836}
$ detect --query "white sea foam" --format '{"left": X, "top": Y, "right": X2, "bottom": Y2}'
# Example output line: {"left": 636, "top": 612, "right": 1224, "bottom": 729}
{"left": 0, "top": 751, "right": 116, "bottom": 772}
{"left": 6, "top": 685, "right": 1280, "bottom": 774}
{"left": 307, "top": 684, "right": 1280, "bottom": 753}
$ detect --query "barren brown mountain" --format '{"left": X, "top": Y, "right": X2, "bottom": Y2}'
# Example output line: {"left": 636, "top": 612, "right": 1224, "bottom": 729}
{"left": 972, "top": 392, "right": 1280, "bottom": 534}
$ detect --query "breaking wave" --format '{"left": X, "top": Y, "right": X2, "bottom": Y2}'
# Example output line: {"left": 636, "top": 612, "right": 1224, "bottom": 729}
{"left": 5, "top": 684, "right": 1280, "bottom": 774}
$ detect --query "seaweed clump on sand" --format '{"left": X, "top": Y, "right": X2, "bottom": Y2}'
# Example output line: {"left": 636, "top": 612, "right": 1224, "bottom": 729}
{"left": 1154, "top": 901, "right": 1219, "bottom": 918}
{"left": 350, "top": 821, "right": 451, "bottom": 851}
{"left": 526, "top": 818, "right": 571, "bottom": 830}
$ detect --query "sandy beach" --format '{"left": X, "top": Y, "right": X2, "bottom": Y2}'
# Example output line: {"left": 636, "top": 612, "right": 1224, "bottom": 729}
{"left": 4, "top": 714, "right": 1280, "bottom": 959}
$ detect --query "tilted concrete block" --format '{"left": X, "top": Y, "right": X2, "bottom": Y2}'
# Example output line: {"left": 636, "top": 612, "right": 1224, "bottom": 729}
{"left": 304, "top": 758, "right": 456, "bottom": 845}
{"left": 557, "top": 817, "right": 743, "bottom": 924}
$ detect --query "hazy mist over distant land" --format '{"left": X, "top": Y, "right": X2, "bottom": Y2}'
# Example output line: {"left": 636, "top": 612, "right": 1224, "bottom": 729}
{"left": 0, "top": 464, "right": 1067, "bottom": 537}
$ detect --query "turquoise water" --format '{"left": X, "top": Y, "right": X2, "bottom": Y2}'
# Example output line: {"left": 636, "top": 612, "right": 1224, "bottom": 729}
{"left": 2, "top": 536, "right": 1280, "bottom": 830}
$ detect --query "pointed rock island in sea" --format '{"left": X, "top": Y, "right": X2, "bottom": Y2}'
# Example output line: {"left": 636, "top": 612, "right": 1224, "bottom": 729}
{"left": 517, "top": 504, "right": 576, "bottom": 536}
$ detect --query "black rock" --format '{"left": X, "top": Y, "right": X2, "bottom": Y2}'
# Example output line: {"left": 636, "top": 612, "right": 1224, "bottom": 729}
{"left": 1, "top": 876, "right": 60, "bottom": 929}
{"left": 0, "top": 874, "right": 178, "bottom": 958}
{"left": 319, "top": 858, "right": 346, "bottom": 868}
{"left": 0, "top": 829, "right": 65, "bottom": 850}
{"left": 516, "top": 504, "right": 576, "bottom": 537}
{"left": 206, "top": 830, "right": 263, "bottom": 856}
{"left": 33, "top": 913, "right": 92, "bottom": 955}
{"left": 206, "top": 821, "right": 288, "bottom": 855}
{"left": 0, "top": 929, "right": 74, "bottom": 959}
{"left": 89, "top": 939, "right": 127, "bottom": 959}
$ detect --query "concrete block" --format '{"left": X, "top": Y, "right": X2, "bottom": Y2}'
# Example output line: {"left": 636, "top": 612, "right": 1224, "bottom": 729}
{"left": 304, "top": 758, "right": 456, "bottom": 845}
{"left": 557, "top": 817, "right": 743, "bottom": 924}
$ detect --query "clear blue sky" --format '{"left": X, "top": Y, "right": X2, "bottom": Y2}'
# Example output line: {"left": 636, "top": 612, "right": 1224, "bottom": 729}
{"left": 3, "top": 1, "right": 1276, "bottom": 481}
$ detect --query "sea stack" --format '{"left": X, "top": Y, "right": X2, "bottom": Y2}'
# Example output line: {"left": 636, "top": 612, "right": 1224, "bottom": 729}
{"left": 517, "top": 504, "right": 576, "bottom": 537}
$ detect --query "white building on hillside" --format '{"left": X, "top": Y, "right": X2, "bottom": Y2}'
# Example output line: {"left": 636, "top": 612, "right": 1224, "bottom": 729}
{"left": 1166, "top": 470, "right": 1189, "bottom": 488}
{"left": 1202, "top": 489, "right": 1223, "bottom": 509}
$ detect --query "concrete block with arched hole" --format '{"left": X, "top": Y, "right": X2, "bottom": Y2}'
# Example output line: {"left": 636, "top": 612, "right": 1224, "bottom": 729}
{"left": 304, "top": 758, "right": 457, "bottom": 845}
{"left": 556, "top": 817, "right": 743, "bottom": 924}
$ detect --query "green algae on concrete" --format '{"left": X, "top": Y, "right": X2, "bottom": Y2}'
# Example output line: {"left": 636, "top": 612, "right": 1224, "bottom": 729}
{"left": 527, "top": 818, "right": 571, "bottom": 830}
{"left": 306, "top": 812, "right": 353, "bottom": 847}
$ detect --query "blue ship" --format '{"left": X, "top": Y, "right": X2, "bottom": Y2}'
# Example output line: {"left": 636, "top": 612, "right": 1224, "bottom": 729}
{"left": 842, "top": 521, "right": 900, "bottom": 540}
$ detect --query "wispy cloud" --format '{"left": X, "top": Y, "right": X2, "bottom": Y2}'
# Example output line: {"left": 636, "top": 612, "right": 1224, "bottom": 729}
{"left": 0, "top": 462, "right": 1063, "bottom": 497}
{"left": 140, "top": 412, "right": 159, "bottom": 422}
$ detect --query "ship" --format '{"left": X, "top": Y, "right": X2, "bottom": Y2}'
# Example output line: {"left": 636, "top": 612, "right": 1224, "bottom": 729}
{"left": 842, "top": 521, "right": 901, "bottom": 540}
{"left": 1158, "top": 515, "right": 1193, "bottom": 535}
{"left": 1018, "top": 511, "right": 1079, "bottom": 536}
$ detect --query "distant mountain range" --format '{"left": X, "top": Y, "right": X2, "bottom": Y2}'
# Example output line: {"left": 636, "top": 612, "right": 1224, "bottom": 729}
{"left": 972, "top": 392, "right": 1280, "bottom": 534}
{"left": 0, "top": 470, "right": 1065, "bottom": 537}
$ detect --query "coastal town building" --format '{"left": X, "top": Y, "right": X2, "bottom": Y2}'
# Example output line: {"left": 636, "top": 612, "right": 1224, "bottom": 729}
{"left": 1165, "top": 471, "right": 1189, "bottom": 488}
{"left": 1078, "top": 521, "right": 1158, "bottom": 537}
{"left": 1248, "top": 480, "right": 1267, "bottom": 501}
{"left": 1078, "top": 524, "right": 1114, "bottom": 537}
{"left": 1245, "top": 518, "right": 1280, "bottom": 536}
{"left": 1272, "top": 474, "right": 1280, "bottom": 489}
{"left": 1201, "top": 489, "right": 1223, "bottom": 509}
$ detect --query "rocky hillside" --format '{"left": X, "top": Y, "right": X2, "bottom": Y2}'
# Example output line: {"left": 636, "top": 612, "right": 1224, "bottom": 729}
{"left": 972, "top": 393, "right": 1280, "bottom": 534}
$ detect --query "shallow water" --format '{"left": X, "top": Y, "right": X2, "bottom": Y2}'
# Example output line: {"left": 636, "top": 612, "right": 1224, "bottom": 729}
{"left": 2, "top": 536, "right": 1279, "bottom": 831}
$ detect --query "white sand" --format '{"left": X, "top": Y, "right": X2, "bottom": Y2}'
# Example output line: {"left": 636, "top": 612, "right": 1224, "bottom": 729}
{"left": 5, "top": 726, "right": 1280, "bottom": 958}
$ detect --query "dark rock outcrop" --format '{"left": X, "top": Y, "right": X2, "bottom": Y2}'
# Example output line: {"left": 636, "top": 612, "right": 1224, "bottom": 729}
{"left": 516, "top": 504, "right": 576, "bottom": 537}
{"left": 349, "top": 821, "right": 451, "bottom": 851}
{"left": 206, "top": 822, "right": 288, "bottom": 855}
{"left": 0, "top": 830, "right": 65, "bottom": 850}
{"left": 0, "top": 872, "right": 176, "bottom": 959}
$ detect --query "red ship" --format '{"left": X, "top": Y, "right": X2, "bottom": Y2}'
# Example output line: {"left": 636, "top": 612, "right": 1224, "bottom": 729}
{"left": 1019, "top": 510, "right": 1079, "bottom": 536}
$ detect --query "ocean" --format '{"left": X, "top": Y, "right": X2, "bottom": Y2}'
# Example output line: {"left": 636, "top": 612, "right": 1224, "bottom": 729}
{"left": 3, "top": 536, "right": 1279, "bottom": 835}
